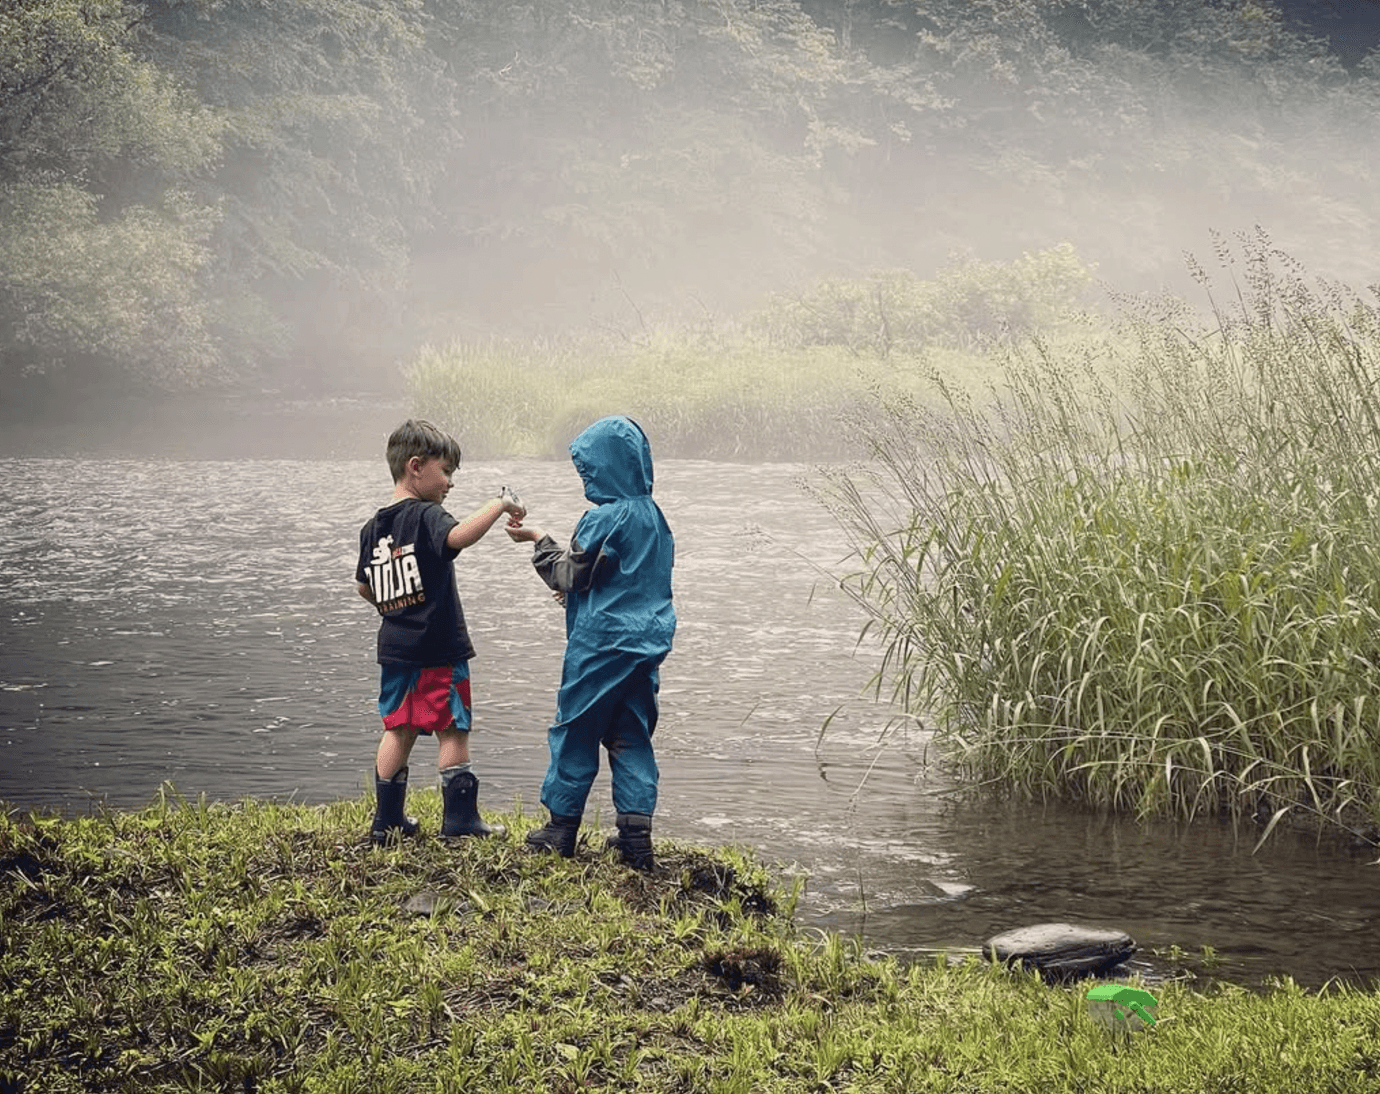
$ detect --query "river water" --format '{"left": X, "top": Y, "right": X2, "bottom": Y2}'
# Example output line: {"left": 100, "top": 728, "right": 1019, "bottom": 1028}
{"left": 2, "top": 455, "right": 1379, "bottom": 990}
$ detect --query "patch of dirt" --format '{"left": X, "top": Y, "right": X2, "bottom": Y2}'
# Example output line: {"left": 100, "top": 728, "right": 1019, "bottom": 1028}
{"left": 701, "top": 946, "right": 787, "bottom": 999}
{"left": 612, "top": 848, "right": 778, "bottom": 921}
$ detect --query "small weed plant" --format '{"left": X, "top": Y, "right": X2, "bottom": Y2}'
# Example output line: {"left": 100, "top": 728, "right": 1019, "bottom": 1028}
{"left": 821, "top": 233, "right": 1380, "bottom": 844}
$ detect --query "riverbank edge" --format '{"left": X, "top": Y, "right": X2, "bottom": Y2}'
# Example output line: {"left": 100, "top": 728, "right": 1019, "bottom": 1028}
{"left": 4, "top": 792, "right": 1380, "bottom": 1093}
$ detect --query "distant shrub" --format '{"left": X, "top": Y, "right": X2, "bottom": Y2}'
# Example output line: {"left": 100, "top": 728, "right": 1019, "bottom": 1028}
{"left": 750, "top": 243, "right": 1095, "bottom": 354}
{"left": 400, "top": 250, "right": 1095, "bottom": 460}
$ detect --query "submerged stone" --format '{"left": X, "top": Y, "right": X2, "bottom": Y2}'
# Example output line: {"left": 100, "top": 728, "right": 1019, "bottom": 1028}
{"left": 982, "top": 922, "right": 1136, "bottom": 978}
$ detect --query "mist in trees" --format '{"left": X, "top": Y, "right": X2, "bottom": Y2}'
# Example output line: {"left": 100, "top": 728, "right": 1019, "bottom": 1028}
{"left": 2, "top": 0, "right": 1378, "bottom": 397}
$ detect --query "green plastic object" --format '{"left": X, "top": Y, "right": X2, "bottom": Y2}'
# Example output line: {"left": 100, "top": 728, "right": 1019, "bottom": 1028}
{"left": 1084, "top": 984, "right": 1159, "bottom": 1030}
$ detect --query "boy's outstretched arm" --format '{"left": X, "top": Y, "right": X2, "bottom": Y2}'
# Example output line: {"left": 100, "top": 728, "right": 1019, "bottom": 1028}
{"left": 447, "top": 489, "right": 526, "bottom": 552}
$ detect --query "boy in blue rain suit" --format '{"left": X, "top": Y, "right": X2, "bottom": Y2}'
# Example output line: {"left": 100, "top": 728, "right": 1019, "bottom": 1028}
{"left": 506, "top": 416, "right": 675, "bottom": 870}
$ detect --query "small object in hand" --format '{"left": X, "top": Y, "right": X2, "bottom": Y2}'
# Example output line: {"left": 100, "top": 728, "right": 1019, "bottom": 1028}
{"left": 499, "top": 485, "right": 525, "bottom": 517}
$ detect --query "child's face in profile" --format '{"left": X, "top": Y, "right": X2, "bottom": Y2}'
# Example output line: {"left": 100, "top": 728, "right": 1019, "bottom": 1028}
{"left": 412, "top": 456, "right": 455, "bottom": 503}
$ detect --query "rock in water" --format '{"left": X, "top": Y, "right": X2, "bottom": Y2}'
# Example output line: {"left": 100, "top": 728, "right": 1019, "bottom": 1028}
{"left": 982, "top": 923, "right": 1136, "bottom": 978}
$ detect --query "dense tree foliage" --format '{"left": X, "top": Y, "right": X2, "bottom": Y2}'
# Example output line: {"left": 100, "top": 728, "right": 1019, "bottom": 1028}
{"left": 0, "top": 0, "right": 1376, "bottom": 390}
{"left": 137, "top": 0, "right": 449, "bottom": 384}
{"left": 0, "top": 0, "right": 221, "bottom": 384}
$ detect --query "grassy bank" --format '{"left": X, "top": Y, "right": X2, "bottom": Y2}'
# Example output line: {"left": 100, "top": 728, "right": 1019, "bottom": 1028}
{"left": 819, "top": 235, "right": 1380, "bottom": 845}
{"left": 5, "top": 793, "right": 1380, "bottom": 1092}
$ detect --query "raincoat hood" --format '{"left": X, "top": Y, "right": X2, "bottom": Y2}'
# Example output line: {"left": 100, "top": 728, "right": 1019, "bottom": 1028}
{"left": 570, "top": 416, "right": 654, "bottom": 503}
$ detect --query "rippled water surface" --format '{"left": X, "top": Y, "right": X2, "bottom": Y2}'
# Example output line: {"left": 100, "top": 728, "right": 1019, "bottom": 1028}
{"left": 3, "top": 456, "right": 1379, "bottom": 988}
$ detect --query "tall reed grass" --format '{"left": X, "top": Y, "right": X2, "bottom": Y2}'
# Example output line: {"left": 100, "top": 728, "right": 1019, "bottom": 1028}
{"left": 821, "top": 234, "right": 1380, "bottom": 844}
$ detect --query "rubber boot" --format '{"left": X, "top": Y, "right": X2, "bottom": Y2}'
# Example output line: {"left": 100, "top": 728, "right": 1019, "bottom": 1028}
{"left": 525, "top": 812, "right": 581, "bottom": 857}
{"left": 605, "top": 812, "right": 655, "bottom": 871}
{"left": 439, "top": 768, "right": 507, "bottom": 839}
{"left": 370, "top": 766, "right": 420, "bottom": 845}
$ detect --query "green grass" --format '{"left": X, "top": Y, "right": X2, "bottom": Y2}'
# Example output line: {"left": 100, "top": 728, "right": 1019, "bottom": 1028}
{"left": 6, "top": 790, "right": 1380, "bottom": 1092}
{"left": 818, "top": 233, "right": 1380, "bottom": 845}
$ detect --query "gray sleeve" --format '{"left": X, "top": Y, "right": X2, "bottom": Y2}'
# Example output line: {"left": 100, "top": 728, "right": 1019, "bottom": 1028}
{"left": 532, "top": 533, "right": 598, "bottom": 592}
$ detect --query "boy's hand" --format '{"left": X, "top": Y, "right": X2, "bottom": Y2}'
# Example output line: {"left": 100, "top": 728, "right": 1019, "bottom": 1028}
{"left": 498, "top": 485, "right": 526, "bottom": 520}
{"left": 506, "top": 524, "right": 545, "bottom": 544}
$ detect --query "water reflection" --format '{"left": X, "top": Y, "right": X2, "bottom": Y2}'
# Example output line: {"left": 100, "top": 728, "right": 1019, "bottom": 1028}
{"left": 1, "top": 457, "right": 1378, "bottom": 989}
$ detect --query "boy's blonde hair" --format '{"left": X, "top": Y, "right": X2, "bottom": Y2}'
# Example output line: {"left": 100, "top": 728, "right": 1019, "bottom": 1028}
{"left": 387, "top": 419, "right": 463, "bottom": 482}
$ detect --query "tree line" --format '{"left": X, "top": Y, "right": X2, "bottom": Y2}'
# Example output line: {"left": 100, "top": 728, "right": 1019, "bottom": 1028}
{"left": 2, "top": 0, "right": 1376, "bottom": 392}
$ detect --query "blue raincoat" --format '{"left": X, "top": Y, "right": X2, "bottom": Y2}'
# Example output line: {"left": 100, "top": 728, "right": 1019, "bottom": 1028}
{"left": 531, "top": 416, "right": 676, "bottom": 817}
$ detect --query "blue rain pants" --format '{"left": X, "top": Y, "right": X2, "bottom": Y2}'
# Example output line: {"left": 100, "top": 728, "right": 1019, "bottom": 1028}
{"left": 540, "top": 640, "right": 662, "bottom": 818}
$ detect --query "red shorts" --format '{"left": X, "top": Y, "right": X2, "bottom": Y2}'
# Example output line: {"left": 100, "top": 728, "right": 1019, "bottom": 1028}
{"left": 377, "top": 663, "right": 472, "bottom": 735}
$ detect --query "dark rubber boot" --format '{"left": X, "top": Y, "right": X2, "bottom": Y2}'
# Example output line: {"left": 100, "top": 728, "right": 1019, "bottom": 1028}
{"left": 525, "top": 812, "right": 581, "bottom": 857}
{"left": 439, "top": 768, "right": 507, "bottom": 839}
{"left": 370, "top": 766, "right": 420, "bottom": 845}
{"left": 605, "top": 812, "right": 654, "bottom": 871}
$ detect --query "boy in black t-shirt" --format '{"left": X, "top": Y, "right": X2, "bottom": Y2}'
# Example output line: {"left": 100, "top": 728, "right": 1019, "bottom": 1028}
{"left": 355, "top": 419, "right": 526, "bottom": 844}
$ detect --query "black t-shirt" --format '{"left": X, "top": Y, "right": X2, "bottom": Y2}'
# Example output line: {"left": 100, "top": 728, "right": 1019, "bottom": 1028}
{"left": 356, "top": 499, "right": 476, "bottom": 666}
